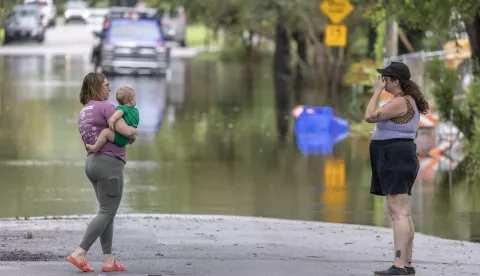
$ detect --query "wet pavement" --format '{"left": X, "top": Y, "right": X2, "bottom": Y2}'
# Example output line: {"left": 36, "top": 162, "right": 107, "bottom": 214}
{"left": 0, "top": 29, "right": 479, "bottom": 246}
{"left": 1, "top": 214, "right": 479, "bottom": 276}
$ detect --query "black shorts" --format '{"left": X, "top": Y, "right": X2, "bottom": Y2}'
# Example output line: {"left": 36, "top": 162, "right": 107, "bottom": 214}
{"left": 369, "top": 138, "right": 419, "bottom": 196}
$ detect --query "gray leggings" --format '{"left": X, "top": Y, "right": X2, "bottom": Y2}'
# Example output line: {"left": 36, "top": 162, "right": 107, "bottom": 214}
{"left": 79, "top": 153, "right": 125, "bottom": 254}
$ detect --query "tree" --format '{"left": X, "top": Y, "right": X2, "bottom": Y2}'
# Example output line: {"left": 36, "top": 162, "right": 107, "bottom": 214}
{"left": 365, "top": 0, "right": 480, "bottom": 76}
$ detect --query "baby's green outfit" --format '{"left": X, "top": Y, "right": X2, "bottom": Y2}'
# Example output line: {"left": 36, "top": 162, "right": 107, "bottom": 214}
{"left": 113, "top": 105, "right": 140, "bottom": 146}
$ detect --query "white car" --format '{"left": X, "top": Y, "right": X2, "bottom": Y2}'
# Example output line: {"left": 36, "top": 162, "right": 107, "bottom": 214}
{"left": 24, "top": 0, "right": 57, "bottom": 27}
{"left": 64, "top": 1, "right": 90, "bottom": 24}
{"left": 87, "top": 8, "right": 108, "bottom": 31}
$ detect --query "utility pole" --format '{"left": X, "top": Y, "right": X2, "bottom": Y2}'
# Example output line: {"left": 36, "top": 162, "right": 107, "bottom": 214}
{"left": 384, "top": 14, "right": 398, "bottom": 65}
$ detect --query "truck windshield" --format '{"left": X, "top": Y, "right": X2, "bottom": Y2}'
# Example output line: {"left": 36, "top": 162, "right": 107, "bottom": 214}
{"left": 109, "top": 20, "right": 162, "bottom": 40}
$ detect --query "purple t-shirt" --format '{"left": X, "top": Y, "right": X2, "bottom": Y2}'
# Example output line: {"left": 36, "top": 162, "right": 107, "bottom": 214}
{"left": 78, "top": 100, "right": 126, "bottom": 162}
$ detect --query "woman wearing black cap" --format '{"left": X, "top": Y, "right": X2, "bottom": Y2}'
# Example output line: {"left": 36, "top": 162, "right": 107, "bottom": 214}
{"left": 364, "top": 62, "right": 429, "bottom": 276}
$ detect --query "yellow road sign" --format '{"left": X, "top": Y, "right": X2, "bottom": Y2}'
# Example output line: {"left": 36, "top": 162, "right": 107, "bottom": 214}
{"left": 325, "top": 24, "right": 347, "bottom": 47}
{"left": 319, "top": 0, "right": 355, "bottom": 24}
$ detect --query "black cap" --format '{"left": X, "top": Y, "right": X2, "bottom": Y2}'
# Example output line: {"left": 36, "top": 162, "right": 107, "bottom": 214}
{"left": 377, "top": 62, "right": 411, "bottom": 81}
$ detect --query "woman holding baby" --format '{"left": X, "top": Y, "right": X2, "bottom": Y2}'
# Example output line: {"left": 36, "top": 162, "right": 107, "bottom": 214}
{"left": 66, "top": 72, "right": 138, "bottom": 273}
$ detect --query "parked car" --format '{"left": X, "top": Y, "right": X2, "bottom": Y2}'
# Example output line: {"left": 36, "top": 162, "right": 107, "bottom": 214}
{"left": 91, "top": 7, "right": 170, "bottom": 76}
{"left": 4, "top": 5, "right": 46, "bottom": 44}
{"left": 161, "top": 6, "right": 186, "bottom": 47}
{"left": 87, "top": 8, "right": 108, "bottom": 32}
{"left": 24, "top": 0, "right": 57, "bottom": 27}
{"left": 64, "top": 0, "right": 90, "bottom": 24}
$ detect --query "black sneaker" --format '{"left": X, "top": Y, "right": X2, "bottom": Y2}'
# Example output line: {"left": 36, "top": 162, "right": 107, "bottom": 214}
{"left": 374, "top": 265, "right": 408, "bottom": 276}
{"left": 405, "top": 266, "right": 415, "bottom": 275}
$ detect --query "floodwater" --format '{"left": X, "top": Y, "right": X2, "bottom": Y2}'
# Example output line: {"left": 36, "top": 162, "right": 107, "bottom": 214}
{"left": 0, "top": 54, "right": 479, "bottom": 243}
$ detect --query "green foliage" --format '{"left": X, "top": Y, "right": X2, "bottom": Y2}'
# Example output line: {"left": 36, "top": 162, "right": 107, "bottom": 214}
{"left": 218, "top": 35, "right": 272, "bottom": 63}
{"left": 91, "top": 0, "right": 110, "bottom": 8}
{"left": 146, "top": 0, "right": 328, "bottom": 43}
{"left": 342, "top": 59, "right": 377, "bottom": 86}
{"left": 364, "top": 0, "right": 480, "bottom": 61}
{"left": 0, "top": 0, "right": 23, "bottom": 27}
{"left": 185, "top": 24, "right": 222, "bottom": 47}
{"left": 365, "top": 0, "right": 480, "bottom": 32}
{"left": 424, "top": 60, "right": 458, "bottom": 119}
{"left": 424, "top": 59, "right": 474, "bottom": 140}
{"left": 466, "top": 79, "right": 480, "bottom": 115}
{"left": 424, "top": 61, "right": 480, "bottom": 180}
{"left": 464, "top": 79, "right": 480, "bottom": 179}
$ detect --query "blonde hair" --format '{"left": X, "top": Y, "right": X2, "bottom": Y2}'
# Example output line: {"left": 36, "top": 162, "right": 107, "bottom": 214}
{"left": 79, "top": 72, "right": 106, "bottom": 105}
{"left": 116, "top": 86, "right": 135, "bottom": 105}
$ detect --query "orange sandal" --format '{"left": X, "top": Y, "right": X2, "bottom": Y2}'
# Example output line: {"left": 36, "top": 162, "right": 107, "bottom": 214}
{"left": 66, "top": 255, "right": 94, "bottom": 272}
{"left": 102, "top": 260, "right": 126, "bottom": 272}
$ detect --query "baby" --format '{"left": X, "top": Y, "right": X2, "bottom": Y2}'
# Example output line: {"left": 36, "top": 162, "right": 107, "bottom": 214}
{"left": 86, "top": 86, "right": 140, "bottom": 153}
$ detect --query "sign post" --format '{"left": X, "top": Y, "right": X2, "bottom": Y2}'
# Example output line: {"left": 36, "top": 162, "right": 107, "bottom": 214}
{"left": 319, "top": 0, "right": 354, "bottom": 104}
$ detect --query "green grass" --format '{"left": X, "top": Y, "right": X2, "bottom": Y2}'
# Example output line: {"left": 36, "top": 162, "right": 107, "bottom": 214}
{"left": 0, "top": 29, "right": 4, "bottom": 41}
{"left": 186, "top": 24, "right": 223, "bottom": 47}
{"left": 195, "top": 51, "right": 221, "bottom": 60}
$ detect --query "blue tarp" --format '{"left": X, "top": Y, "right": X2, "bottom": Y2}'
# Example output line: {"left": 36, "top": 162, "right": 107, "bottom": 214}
{"left": 294, "top": 106, "right": 350, "bottom": 155}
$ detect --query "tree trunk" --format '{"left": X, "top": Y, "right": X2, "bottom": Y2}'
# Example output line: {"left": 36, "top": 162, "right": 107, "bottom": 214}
{"left": 385, "top": 17, "right": 398, "bottom": 58}
{"left": 367, "top": 26, "right": 376, "bottom": 59}
{"left": 242, "top": 29, "right": 254, "bottom": 62}
{"left": 273, "top": 18, "right": 291, "bottom": 141}
{"left": 465, "top": 9, "right": 480, "bottom": 76}
{"left": 293, "top": 31, "right": 307, "bottom": 105}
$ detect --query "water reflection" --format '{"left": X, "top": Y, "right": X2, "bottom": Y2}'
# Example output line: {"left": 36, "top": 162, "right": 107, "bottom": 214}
{"left": 0, "top": 55, "right": 479, "bottom": 243}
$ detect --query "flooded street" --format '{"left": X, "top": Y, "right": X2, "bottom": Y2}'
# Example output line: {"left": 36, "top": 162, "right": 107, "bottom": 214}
{"left": 0, "top": 28, "right": 479, "bottom": 244}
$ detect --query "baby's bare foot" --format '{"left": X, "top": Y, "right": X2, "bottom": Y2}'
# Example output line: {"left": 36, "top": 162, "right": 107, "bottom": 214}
{"left": 85, "top": 144, "right": 98, "bottom": 153}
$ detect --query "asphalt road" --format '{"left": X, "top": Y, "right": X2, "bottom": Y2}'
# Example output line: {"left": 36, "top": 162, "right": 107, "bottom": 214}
{"left": 0, "top": 214, "right": 479, "bottom": 276}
